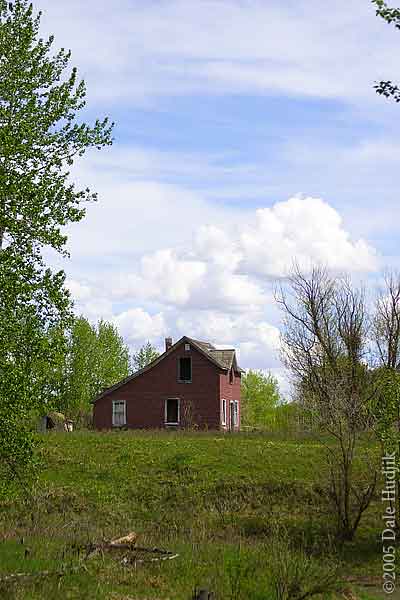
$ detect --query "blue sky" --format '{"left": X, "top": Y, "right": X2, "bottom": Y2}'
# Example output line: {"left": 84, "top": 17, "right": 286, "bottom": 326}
{"left": 39, "top": 0, "right": 400, "bottom": 394}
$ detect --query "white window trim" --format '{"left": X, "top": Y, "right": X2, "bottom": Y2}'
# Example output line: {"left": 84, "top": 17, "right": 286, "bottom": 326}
{"left": 165, "top": 397, "right": 180, "bottom": 425}
{"left": 112, "top": 400, "right": 126, "bottom": 427}
{"left": 221, "top": 398, "right": 226, "bottom": 425}
{"left": 234, "top": 400, "right": 239, "bottom": 426}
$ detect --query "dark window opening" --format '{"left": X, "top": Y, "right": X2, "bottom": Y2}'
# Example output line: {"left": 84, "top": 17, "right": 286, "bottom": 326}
{"left": 166, "top": 398, "right": 179, "bottom": 424}
{"left": 179, "top": 357, "right": 192, "bottom": 382}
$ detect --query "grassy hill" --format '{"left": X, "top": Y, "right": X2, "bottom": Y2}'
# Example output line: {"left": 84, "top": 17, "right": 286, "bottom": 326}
{"left": 0, "top": 431, "right": 384, "bottom": 599}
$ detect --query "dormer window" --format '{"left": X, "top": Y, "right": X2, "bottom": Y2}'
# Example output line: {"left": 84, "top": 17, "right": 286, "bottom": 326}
{"left": 178, "top": 357, "right": 192, "bottom": 382}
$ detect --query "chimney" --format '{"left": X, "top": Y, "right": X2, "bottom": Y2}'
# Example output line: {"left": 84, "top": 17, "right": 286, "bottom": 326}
{"left": 165, "top": 337, "right": 173, "bottom": 352}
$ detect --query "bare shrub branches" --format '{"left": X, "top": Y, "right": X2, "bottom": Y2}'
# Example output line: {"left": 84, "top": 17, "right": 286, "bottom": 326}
{"left": 276, "top": 266, "right": 377, "bottom": 541}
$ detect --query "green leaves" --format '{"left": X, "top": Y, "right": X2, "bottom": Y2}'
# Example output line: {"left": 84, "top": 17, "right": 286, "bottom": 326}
{"left": 241, "top": 370, "right": 281, "bottom": 428}
{"left": 372, "top": 0, "right": 400, "bottom": 28}
{"left": 373, "top": 1, "right": 400, "bottom": 103}
{"left": 0, "top": 1, "right": 114, "bottom": 488}
{"left": 0, "top": 0, "right": 114, "bottom": 255}
{"left": 59, "top": 317, "right": 130, "bottom": 421}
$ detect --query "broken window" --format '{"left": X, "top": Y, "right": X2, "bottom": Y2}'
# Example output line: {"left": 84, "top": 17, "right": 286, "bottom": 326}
{"left": 178, "top": 357, "right": 192, "bottom": 382}
{"left": 165, "top": 398, "right": 180, "bottom": 424}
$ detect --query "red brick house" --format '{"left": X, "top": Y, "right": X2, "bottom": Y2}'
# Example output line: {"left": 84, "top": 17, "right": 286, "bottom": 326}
{"left": 92, "top": 336, "right": 242, "bottom": 431}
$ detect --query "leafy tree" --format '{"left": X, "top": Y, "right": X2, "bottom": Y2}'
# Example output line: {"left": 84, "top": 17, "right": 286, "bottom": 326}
{"left": 60, "top": 317, "right": 130, "bottom": 423}
{"left": 0, "top": 253, "right": 69, "bottom": 489}
{"left": 372, "top": 0, "right": 400, "bottom": 102}
{"left": 0, "top": 0, "right": 113, "bottom": 485}
{"left": 96, "top": 320, "right": 130, "bottom": 390}
{"left": 61, "top": 316, "right": 98, "bottom": 419}
{"left": 132, "top": 341, "right": 160, "bottom": 371}
{"left": 241, "top": 370, "right": 280, "bottom": 427}
{"left": 0, "top": 0, "right": 113, "bottom": 253}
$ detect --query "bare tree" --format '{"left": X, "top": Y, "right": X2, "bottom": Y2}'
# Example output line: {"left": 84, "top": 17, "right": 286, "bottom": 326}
{"left": 276, "top": 266, "right": 377, "bottom": 541}
{"left": 374, "top": 272, "right": 400, "bottom": 370}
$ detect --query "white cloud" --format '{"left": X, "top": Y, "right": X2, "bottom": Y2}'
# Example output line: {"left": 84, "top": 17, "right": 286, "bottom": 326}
{"left": 77, "top": 298, "right": 114, "bottom": 324}
{"left": 175, "top": 310, "right": 281, "bottom": 368}
{"left": 60, "top": 190, "right": 378, "bottom": 376}
{"left": 194, "top": 225, "right": 242, "bottom": 270}
{"left": 66, "top": 279, "right": 92, "bottom": 302}
{"left": 113, "top": 308, "right": 166, "bottom": 344}
{"left": 110, "top": 249, "right": 267, "bottom": 312}
{"left": 38, "top": 0, "right": 399, "bottom": 107}
{"left": 35, "top": 0, "right": 387, "bottom": 377}
{"left": 239, "top": 197, "right": 378, "bottom": 277}
{"left": 65, "top": 195, "right": 377, "bottom": 320}
{"left": 141, "top": 249, "right": 207, "bottom": 305}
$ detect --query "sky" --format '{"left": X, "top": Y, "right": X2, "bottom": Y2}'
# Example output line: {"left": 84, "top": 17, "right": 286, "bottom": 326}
{"left": 38, "top": 0, "right": 400, "bottom": 395}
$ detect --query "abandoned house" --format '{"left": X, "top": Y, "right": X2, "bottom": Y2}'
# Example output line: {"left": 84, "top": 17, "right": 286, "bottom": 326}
{"left": 92, "top": 336, "right": 242, "bottom": 431}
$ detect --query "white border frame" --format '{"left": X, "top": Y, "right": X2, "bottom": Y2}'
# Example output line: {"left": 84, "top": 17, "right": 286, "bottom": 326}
{"left": 221, "top": 398, "right": 226, "bottom": 426}
{"left": 112, "top": 399, "right": 126, "bottom": 426}
{"left": 165, "top": 397, "right": 180, "bottom": 425}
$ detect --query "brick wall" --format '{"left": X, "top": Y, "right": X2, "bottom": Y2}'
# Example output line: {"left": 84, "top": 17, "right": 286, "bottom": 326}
{"left": 219, "top": 370, "right": 241, "bottom": 430}
{"left": 93, "top": 341, "right": 223, "bottom": 430}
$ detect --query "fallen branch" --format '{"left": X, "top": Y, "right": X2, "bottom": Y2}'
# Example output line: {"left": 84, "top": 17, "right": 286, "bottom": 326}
{"left": 85, "top": 532, "right": 179, "bottom": 565}
{"left": 0, "top": 532, "right": 179, "bottom": 583}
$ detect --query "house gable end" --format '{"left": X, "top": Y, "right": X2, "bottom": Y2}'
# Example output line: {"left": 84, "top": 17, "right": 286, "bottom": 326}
{"left": 92, "top": 336, "right": 228, "bottom": 404}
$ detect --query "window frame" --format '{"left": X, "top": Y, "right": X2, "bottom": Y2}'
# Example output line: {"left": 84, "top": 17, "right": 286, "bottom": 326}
{"left": 165, "top": 397, "right": 180, "bottom": 425}
{"left": 178, "top": 356, "right": 192, "bottom": 383}
{"left": 112, "top": 399, "right": 126, "bottom": 427}
{"left": 233, "top": 400, "right": 239, "bottom": 426}
{"left": 221, "top": 398, "right": 227, "bottom": 426}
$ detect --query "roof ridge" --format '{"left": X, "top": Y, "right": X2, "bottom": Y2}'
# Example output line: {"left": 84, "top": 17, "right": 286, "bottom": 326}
{"left": 92, "top": 336, "right": 242, "bottom": 404}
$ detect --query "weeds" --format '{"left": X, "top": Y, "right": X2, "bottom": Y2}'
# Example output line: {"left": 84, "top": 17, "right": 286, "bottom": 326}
{"left": 0, "top": 431, "right": 381, "bottom": 599}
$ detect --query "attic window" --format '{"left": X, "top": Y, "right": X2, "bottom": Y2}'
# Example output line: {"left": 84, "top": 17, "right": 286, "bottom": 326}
{"left": 184, "top": 343, "right": 191, "bottom": 351}
{"left": 229, "top": 368, "right": 234, "bottom": 384}
{"left": 178, "top": 357, "right": 192, "bottom": 382}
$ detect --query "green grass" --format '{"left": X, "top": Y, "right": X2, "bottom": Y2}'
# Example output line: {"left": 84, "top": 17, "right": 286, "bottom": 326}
{"left": 0, "top": 431, "right": 386, "bottom": 599}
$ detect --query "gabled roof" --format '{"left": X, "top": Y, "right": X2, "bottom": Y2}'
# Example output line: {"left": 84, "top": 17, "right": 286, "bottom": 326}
{"left": 189, "top": 339, "right": 236, "bottom": 370}
{"left": 91, "top": 335, "right": 242, "bottom": 403}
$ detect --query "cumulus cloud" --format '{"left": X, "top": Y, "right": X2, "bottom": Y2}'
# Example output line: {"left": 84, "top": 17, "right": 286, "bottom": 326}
{"left": 66, "top": 279, "right": 92, "bottom": 302}
{"left": 141, "top": 249, "right": 207, "bottom": 305}
{"left": 113, "top": 308, "right": 166, "bottom": 344}
{"left": 239, "top": 197, "right": 378, "bottom": 277}
{"left": 110, "top": 249, "right": 266, "bottom": 312}
{"left": 61, "top": 195, "right": 378, "bottom": 383}
{"left": 71, "top": 196, "right": 377, "bottom": 319}
{"left": 175, "top": 310, "right": 282, "bottom": 368}
{"left": 193, "top": 225, "right": 241, "bottom": 270}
